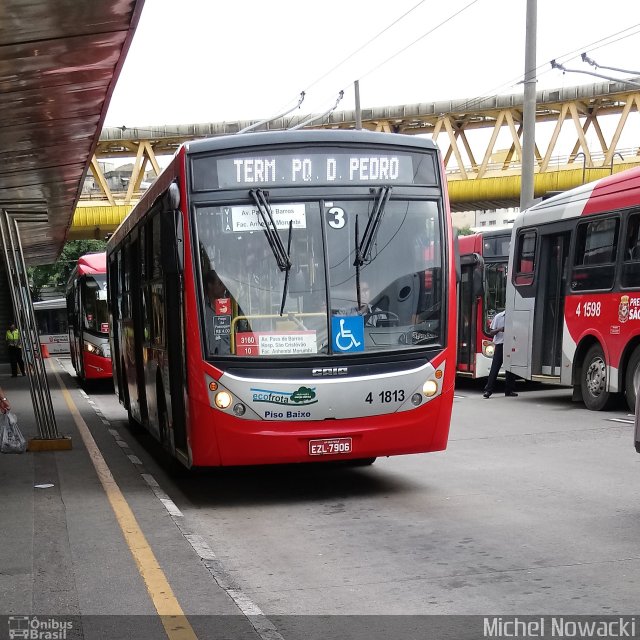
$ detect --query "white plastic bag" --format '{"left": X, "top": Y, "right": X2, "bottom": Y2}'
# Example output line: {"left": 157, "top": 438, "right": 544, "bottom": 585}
{"left": 0, "top": 412, "right": 27, "bottom": 454}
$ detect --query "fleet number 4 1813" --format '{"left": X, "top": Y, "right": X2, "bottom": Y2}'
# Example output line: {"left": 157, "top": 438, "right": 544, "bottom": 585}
{"left": 365, "top": 390, "right": 405, "bottom": 404}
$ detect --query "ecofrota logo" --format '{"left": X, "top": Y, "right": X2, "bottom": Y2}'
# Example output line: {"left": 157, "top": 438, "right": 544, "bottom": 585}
{"left": 250, "top": 386, "right": 317, "bottom": 406}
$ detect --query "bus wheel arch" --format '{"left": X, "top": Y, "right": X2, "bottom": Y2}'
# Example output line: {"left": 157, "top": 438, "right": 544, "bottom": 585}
{"left": 571, "top": 336, "right": 599, "bottom": 403}
{"left": 580, "top": 342, "right": 613, "bottom": 411}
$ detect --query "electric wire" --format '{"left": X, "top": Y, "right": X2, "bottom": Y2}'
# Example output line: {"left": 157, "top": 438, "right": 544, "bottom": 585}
{"left": 270, "top": 0, "right": 429, "bottom": 124}
{"left": 455, "top": 23, "right": 640, "bottom": 115}
{"left": 305, "top": 0, "right": 428, "bottom": 93}
{"left": 291, "top": 0, "right": 481, "bottom": 129}
{"left": 358, "top": 0, "right": 480, "bottom": 82}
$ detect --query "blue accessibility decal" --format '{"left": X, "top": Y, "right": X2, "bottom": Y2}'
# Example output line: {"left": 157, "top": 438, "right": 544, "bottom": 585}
{"left": 331, "top": 316, "right": 365, "bottom": 353}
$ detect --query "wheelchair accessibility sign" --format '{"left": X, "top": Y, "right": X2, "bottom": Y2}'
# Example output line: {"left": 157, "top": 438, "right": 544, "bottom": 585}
{"left": 332, "top": 316, "right": 365, "bottom": 353}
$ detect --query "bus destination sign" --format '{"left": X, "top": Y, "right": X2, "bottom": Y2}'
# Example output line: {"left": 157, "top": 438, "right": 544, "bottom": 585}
{"left": 192, "top": 149, "right": 436, "bottom": 190}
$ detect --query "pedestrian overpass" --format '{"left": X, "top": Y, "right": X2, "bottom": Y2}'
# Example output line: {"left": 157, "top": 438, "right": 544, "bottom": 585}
{"left": 70, "top": 77, "right": 640, "bottom": 238}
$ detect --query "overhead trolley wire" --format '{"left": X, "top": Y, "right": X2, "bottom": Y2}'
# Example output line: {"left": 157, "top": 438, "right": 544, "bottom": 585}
{"left": 358, "top": 0, "right": 481, "bottom": 82}
{"left": 455, "top": 22, "right": 640, "bottom": 115}
{"left": 270, "top": 0, "right": 428, "bottom": 122}
{"left": 290, "top": 0, "right": 482, "bottom": 128}
{"left": 303, "top": 0, "right": 428, "bottom": 93}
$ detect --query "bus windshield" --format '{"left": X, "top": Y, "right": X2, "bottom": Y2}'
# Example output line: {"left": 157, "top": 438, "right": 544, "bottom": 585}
{"left": 196, "top": 197, "right": 443, "bottom": 358}
{"left": 82, "top": 275, "right": 109, "bottom": 335}
{"left": 483, "top": 261, "right": 507, "bottom": 331}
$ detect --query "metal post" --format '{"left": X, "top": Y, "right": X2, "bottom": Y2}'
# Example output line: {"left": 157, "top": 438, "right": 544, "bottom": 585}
{"left": 12, "top": 216, "right": 59, "bottom": 437}
{"left": 0, "top": 209, "right": 59, "bottom": 439}
{"left": 520, "top": 0, "right": 537, "bottom": 211}
{"left": 355, "top": 80, "right": 363, "bottom": 131}
{"left": 611, "top": 152, "right": 624, "bottom": 174}
{"left": 574, "top": 152, "right": 587, "bottom": 184}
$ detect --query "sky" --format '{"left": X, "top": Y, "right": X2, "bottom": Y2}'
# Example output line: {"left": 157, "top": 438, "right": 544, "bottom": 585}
{"left": 104, "top": 0, "right": 640, "bottom": 130}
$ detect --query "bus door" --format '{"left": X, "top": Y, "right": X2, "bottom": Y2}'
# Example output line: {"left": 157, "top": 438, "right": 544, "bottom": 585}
{"left": 129, "top": 234, "right": 149, "bottom": 425}
{"left": 532, "top": 232, "right": 570, "bottom": 377}
{"left": 457, "top": 253, "right": 481, "bottom": 374}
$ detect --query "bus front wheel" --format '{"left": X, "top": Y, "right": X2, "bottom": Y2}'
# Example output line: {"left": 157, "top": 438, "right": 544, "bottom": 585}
{"left": 624, "top": 346, "right": 640, "bottom": 413}
{"left": 581, "top": 344, "right": 612, "bottom": 411}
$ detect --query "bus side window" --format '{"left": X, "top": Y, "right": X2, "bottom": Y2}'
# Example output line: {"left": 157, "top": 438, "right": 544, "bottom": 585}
{"left": 572, "top": 217, "right": 619, "bottom": 291}
{"left": 514, "top": 231, "right": 536, "bottom": 286}
{"left": 622, "top": 212, "right": 640, "bottom": 289}
{"left": 625, "top": 214, "right": 640, "bottom": 261}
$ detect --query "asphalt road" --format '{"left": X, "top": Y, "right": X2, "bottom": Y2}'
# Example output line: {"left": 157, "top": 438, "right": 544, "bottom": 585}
{"left": 80, "top": 368, "right": 640, "bottom": 617}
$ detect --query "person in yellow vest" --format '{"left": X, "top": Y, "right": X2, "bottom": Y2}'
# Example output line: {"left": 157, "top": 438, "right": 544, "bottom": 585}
{"left": 6, "top": 323, "right": 25, "bottom": 377}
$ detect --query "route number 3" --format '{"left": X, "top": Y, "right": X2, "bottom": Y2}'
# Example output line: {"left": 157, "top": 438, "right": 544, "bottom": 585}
{"left": 576, "top": 301, "right": 601, "bottom": 317}
{"left": 327, "top": 207, "right": 346, "bottom": 229}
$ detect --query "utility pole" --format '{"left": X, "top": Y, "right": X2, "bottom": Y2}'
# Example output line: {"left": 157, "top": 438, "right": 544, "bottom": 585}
{"left": 354, "top": 80, "right": 362, "bottom": 130}
{"left": 520, "top": 0, "right": 537, "bottom": 211}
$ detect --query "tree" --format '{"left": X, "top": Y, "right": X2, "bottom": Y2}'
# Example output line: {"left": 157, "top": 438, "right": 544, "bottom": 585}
{"left": 457, "top": 225, "right": 475, "bottom": 236}
{"left": 29, "top": 239, "right": 107, "bottom": 300}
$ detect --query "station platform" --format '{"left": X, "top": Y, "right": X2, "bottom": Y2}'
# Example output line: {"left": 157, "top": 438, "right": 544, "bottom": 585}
{"left": 0, "top": 359, "right": 260, "bottom": 640}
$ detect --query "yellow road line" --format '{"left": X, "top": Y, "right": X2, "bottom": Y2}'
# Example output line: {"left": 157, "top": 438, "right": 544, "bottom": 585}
{"left": 50, "top": 362, "right": 198, "bottom": 640}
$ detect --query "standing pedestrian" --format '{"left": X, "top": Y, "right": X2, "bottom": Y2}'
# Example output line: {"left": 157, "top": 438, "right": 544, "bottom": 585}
{"left": 483, "top": 310, "right": 517, "bottom": 398}
{"left": 6, "top": 323, "right": 25, "bottom": 377}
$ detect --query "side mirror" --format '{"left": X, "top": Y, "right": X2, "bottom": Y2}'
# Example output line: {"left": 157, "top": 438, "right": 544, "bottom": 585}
{"left": 453, "top": 232, "right": 461, "bottom": 284}
{"left": 472, "top": 255, "right": 485, "bottom": 298}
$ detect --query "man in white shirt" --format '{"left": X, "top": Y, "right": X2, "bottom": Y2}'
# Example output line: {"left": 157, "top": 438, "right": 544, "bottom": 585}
{"left": 483, "top": 310, "right": 517, "bottom": 398}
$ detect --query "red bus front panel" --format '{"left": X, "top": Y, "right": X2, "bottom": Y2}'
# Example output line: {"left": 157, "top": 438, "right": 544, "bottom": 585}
{"left": 188, "top": 360, "right": 453, "bottom": 467}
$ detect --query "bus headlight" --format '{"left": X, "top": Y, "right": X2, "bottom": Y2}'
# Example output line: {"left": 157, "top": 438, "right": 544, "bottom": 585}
{"left": 411, "top": 393, "right": 423, "bottom": 406}
{"left": 215, "top": 391, "right": 232, "bottom": 409}
{"left": 423, "top": 380, "right": 438, "bottom": 397}
{"left": 233, "top": 403, "right": 246, "bottom": 416}
{"left": 482, "top": 341, "right": 495, "bottom": 358}
{"left": 84, "top": 342, "right": 105, "bottom": 358}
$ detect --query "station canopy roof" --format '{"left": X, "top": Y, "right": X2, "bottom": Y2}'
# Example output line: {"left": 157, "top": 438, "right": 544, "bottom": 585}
{"left": 0, "top": 0, "right": 144, "bottom": 265}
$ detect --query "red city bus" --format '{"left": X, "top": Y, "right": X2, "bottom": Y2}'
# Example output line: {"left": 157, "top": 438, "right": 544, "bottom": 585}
{"left": 457, "top": 229, "right": 511, "bottom": 378}
{"left": 66, "top": 253, "right": 112, "bottom": 381}
{"left": 505, "top": 166, "right": 640, "bottom": 411}
{"left": 107, "top": 130, "right": 457, "bottom": 468}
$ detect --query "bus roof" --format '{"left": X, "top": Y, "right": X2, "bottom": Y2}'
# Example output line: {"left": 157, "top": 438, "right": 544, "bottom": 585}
{"left": 458, "top": 228, "right": 512, "bottom": 255}
{"left": 183, "top": 129, "right": 439, "bottom": 155}
{"left": 519, "top": 165, "right": 640, "bottom": 227}
{"left": 33, "top": 298, "right": 66, "bottom": 310}
{"left": 77, "top": 252, "right": 106, "bottom": 276}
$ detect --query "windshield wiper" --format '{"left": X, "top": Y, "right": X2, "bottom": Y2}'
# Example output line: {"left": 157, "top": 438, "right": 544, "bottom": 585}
{"left": 279, "top": 220, "right": 293, "bottom": 316}
{"left": 353, "top": 186, "right": 392, "bottom": 308}
{"left": 353, "top": 186, "right": 392, "bottom": 267}
{"left": 249, "top": 189, "right": 292, "bottom": 272}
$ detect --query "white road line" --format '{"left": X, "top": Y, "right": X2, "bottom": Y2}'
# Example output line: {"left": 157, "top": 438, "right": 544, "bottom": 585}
{"left": 75, "top": 382, "right": 287, "bottom": 640}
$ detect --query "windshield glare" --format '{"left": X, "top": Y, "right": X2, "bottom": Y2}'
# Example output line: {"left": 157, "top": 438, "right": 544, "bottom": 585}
{"left": 196, "top": 197, "right": 443, "bottom": 358}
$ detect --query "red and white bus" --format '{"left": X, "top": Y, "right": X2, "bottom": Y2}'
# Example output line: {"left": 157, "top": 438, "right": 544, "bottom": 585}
{"left": 107, "top": 130, "right": 457, "bottom": 468}
{"left": 33, "top": 298, "right": 69, "bottom": 354}
{"left": 66, "top": 253, "right": 112, "bottom": 381}
{"left": 505, "top": 166, "right": 640, "bottom": 411}
{"left": 457, "top": 229, "right": 511, "bottom": 378}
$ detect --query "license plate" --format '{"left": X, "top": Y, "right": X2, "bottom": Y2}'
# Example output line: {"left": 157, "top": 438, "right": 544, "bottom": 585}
{"left": 308, "top": 437, "right": 352, "bottom": 456}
